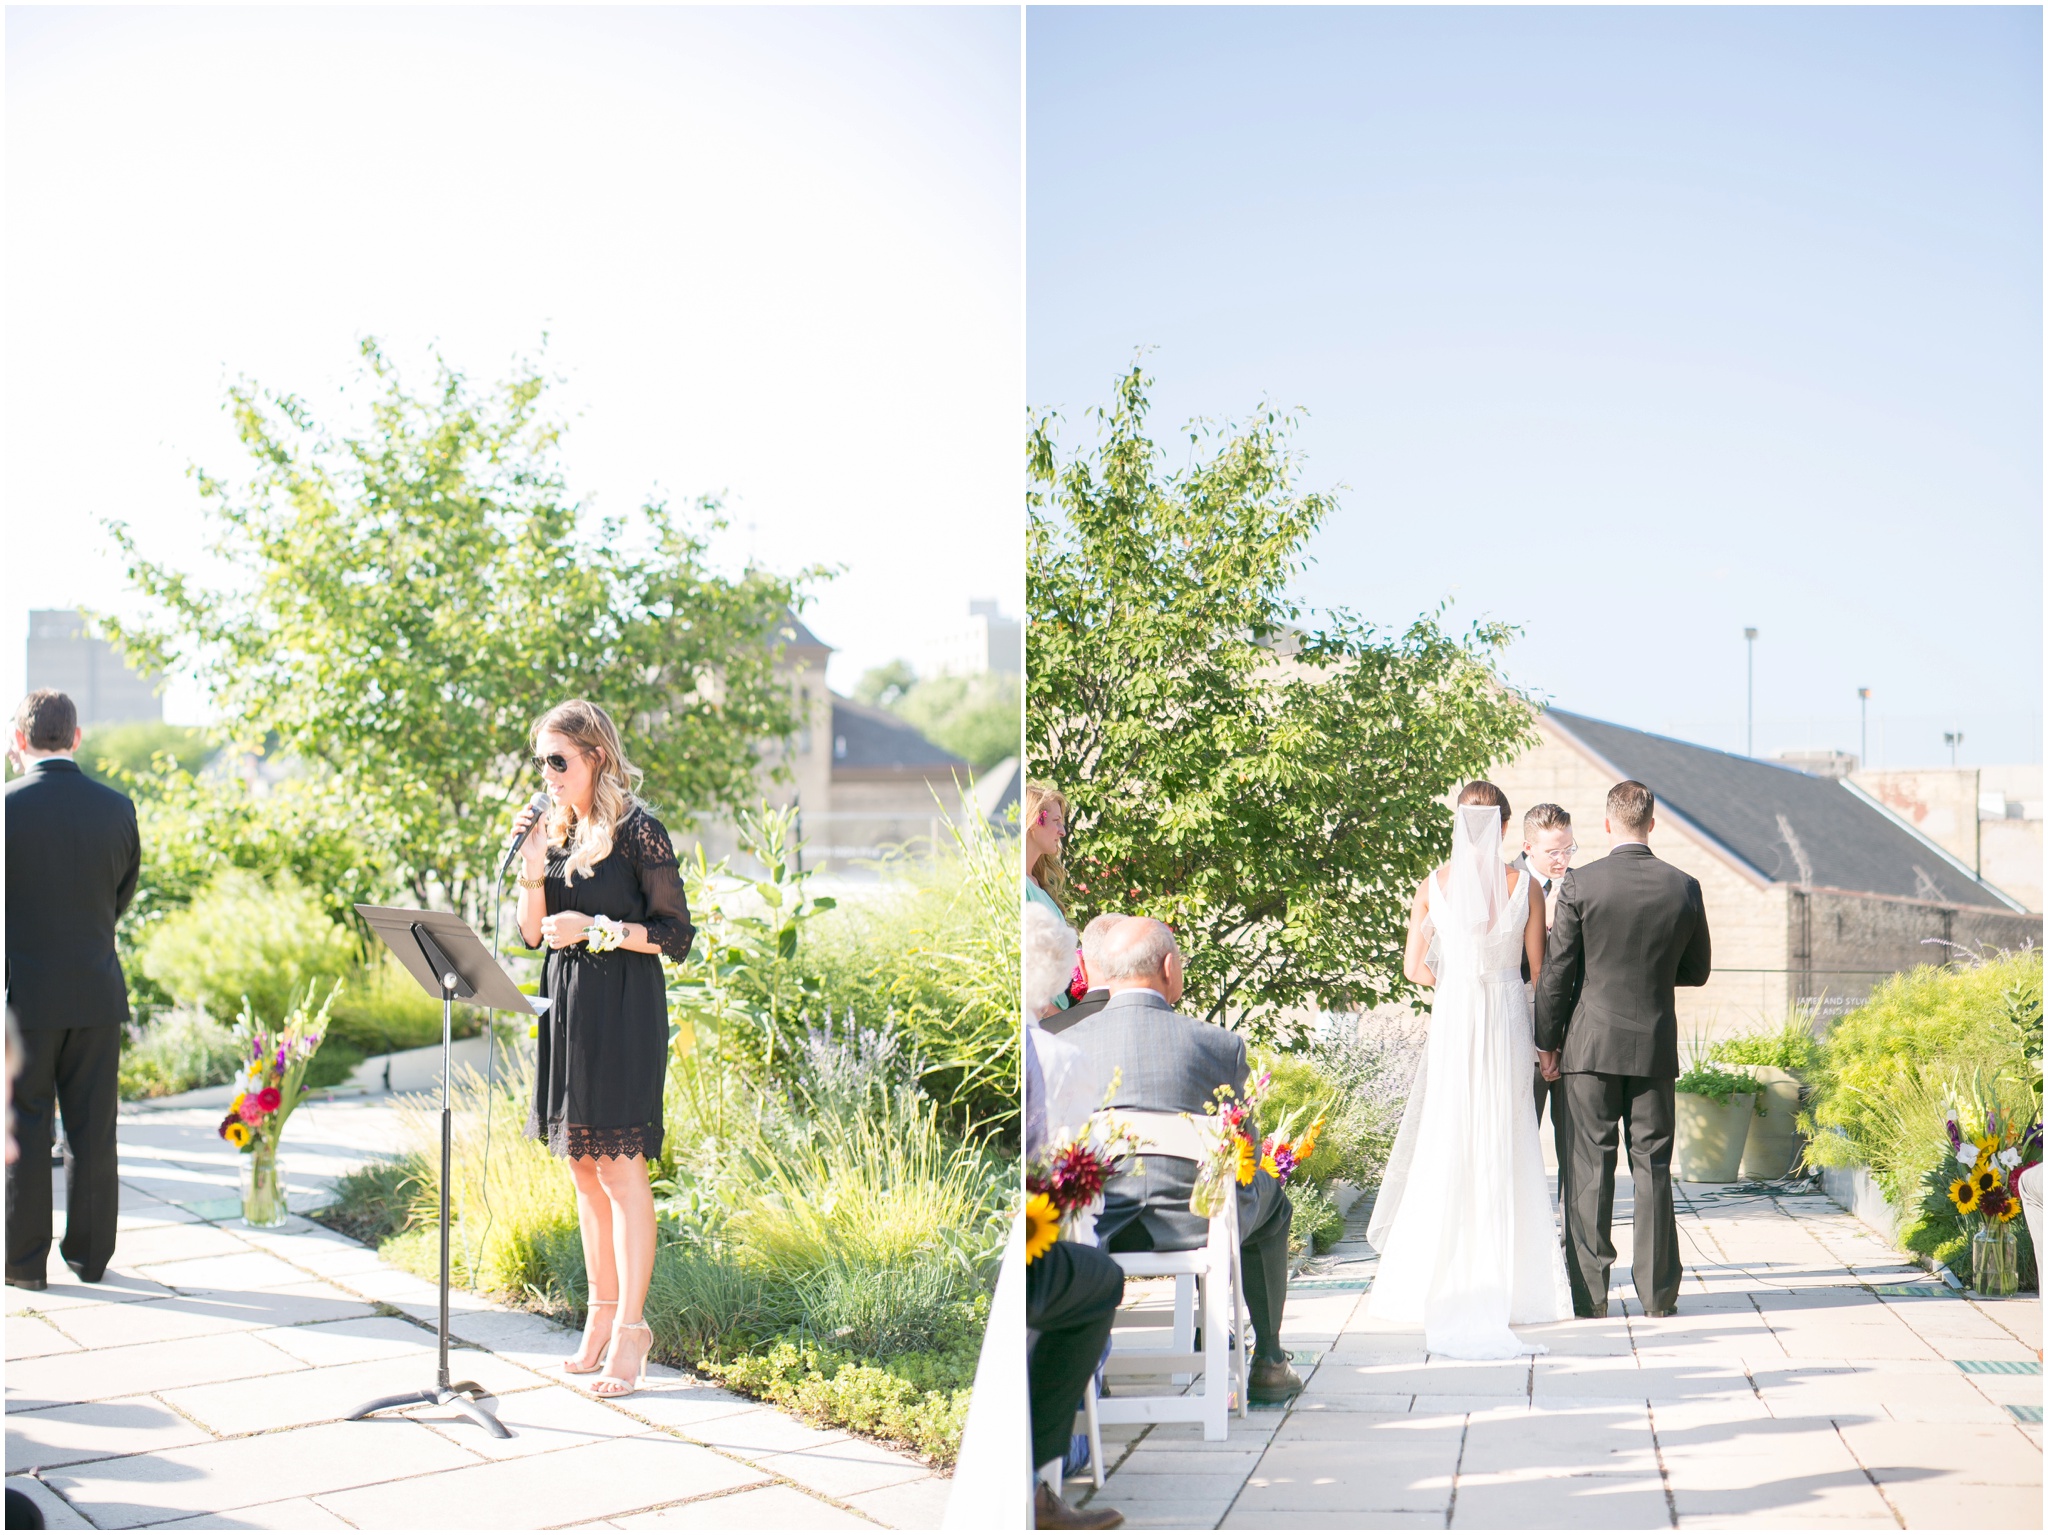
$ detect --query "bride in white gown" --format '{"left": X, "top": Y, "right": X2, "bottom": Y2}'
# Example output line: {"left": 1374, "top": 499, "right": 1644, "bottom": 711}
{"left": 1365, "top": 788, "right": 1572, "bottom": 1358}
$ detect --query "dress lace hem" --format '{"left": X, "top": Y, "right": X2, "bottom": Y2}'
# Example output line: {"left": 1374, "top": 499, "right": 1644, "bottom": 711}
{"left": 528, "top": 1118, "right": 664, "bottom": 1162}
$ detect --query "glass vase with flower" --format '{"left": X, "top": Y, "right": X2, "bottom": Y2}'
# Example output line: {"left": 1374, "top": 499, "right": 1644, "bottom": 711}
{"left": 1942, "top": 1103, "right": 2041, "bottom": 1298}
{"left": 217, "top": 982, "right": 340, "bottom": 1229}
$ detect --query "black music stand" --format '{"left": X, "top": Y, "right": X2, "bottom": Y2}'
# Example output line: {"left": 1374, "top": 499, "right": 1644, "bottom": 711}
{"left": 344, "top": 905, "right": 541, "bottom": 1440}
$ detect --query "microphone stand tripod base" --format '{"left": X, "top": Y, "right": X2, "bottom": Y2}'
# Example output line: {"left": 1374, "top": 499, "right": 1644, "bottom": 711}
{"left": 346, "top": 1381, "right": 510, "bottom": 1439}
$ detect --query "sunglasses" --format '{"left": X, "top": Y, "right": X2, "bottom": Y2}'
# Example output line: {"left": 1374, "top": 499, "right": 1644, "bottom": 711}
{"left": 532, "top": 751, "right": 577, "bottom": 774}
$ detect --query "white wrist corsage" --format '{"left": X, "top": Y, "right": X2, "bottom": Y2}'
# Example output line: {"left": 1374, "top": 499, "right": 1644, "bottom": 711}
{"left": 585, "top": 916, "right": 626, "bottom": 954}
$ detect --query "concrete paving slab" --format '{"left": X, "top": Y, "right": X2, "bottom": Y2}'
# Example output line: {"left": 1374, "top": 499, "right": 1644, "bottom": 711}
{"left": 1235, "top": 1438, "right": 1463, "bottom": 1512}
{"left": 151, "top": 1495, "right": 357, "bottom": 1528}
{"left": 249, "top": 1313, "right": 438, "bottom": 1367}
{"left": 753, "top": 1434, "right": 934, "bottom": 1499}
{"left": 159, "top": 1348, "right": 546, "bottom": 1436}
{"left": 133, "top": 1249, "right": 319, "bottom": 1293}
{"left": 3, "top": 1476, "right": 93, "bottom": 1530}
{"left": 5, "top": 1395, "right": 215, "bottom": 1474}
{"left": 42, "top": 1417, "right": 480, "bottom": 1528}
{"left": 1449, "top": 1473, "right": 1672, "bottom": 1528}
{"left": 413, "top": 1382, "right": 657, "bottom": 1460}
{"left": 316, "top": 1430, "right": 769, "bottom": 1529}
{"left": 5, "top": 1315, "right": 82, "bottom": 1359}
{"left": 1879, "top": 1479, "right": 2044, "bottom": 1528}
{"left": 39, "top": 1291, "right": 342, "bottom": 1351}
{"left": 5, "top": 1271, "right": 176, "bottom": 1313}
{"left": 692, "top": 1406, "right": 857, "bottom": 1459}
{"left": 843, "top": 1474, "right": 954, "bottom": 1529}
{"left": 1220, "top": 1512, "right": 1445, "bottom": 1529}
{"left": 100, "top": 1222, "right": 255, "bottom": 1268}
{"left": 6, "top": 1329, "right": 301, "bottom": 1407}
{"left": 1836, "top": 1418, "right": 2042, "bottom": 1483}
{"left": 598, "top": 1380, "right": 761, "bottom": 1436}
{"left": 141, "top": 1282, "right": 380, "bottom": 1331}
{"left": 1457, "top": 1402, "right": 1659, "bottom": 1477}
{"left": 610, "top": 1482, "right": 875, "bottom": 1528}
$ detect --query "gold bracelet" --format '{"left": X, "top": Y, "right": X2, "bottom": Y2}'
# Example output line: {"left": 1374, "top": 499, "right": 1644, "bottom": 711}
{"left": 517, "top": 874, "right": 546, "bottom": 890}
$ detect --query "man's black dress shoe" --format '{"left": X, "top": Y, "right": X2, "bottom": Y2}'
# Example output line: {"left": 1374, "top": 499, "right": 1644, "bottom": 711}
{"left": 64, "top": 1259, "right": 104, "bottom": 1284}
{"left": 1643, "top": 1307, "right": 1677, "bottom": 1318}
{"left": 1574, "top": 1305, "right": 1607, "bottom": 1319}
{"left": 4, "top": 1273, "right": 48, "bottom": 1291}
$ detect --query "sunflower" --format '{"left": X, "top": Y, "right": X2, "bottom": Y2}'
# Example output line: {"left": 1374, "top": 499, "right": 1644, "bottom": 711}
{"left": 1236, "top": 1136, "right": 1259, "bottom": 1185}
{"left": 1025, "top": 1192, "right": 1060, "bottom": 1264}
{"left": 1950, "top": 1176, "right": 1978, "bottom": 1215}
{"left": 223, "top": 1120, "right": 253, "bottom": 1150}
{"left": 1974, "top": 1166, "right": 2001, "bottom": 1198}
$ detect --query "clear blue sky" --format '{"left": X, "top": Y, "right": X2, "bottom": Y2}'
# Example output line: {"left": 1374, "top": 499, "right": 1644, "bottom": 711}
{"left": 1028, "top": 6, "right": 2042, "bottom": 769}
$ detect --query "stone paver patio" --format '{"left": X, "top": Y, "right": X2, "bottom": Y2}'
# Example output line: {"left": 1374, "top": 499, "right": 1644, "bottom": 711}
{"left": 1076, "top": 1167, "right": 2042, "bottom": 1529}
{"left": 6, "top": 1094, "right": 951, "bottom": 1530}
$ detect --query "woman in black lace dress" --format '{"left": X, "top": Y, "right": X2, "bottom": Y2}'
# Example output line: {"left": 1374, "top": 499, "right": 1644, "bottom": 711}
{"left": 511, "top": 699, "right": 694, "bottom": 1398}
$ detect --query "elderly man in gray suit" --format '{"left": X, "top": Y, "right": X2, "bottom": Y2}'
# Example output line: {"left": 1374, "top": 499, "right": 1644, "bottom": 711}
{"left": 1061, "top": 916, "right": 1302, "bottom": 1403}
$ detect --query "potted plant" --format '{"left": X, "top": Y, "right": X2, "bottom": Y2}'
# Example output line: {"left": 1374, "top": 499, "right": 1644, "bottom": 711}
{"left": 1673, "top": 1062, "right": 1764, "bottom": 1183}
{"left": 217, "top": 983, "right": 339, "bottom": 1228}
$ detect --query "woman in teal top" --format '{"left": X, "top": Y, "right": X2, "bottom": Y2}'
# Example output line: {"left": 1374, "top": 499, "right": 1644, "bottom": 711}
{"left": 1024, "top": 782, "right": 1075, "bottom": 1010}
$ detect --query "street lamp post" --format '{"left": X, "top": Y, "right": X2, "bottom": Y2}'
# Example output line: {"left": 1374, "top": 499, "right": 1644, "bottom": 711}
{"left": 1944, "top": 730, "right": 1964, "bottom": 767}
{"left": 1744, "top": 628, "right": 1758, "bottom": 755}
{"left": 1857, "top": 688, "right": 1871, "bottom": 770}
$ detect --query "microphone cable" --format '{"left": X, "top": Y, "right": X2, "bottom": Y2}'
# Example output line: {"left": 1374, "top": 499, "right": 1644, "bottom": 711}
{"left": 474, "top": 790, "right": 549, "bottom": 1287}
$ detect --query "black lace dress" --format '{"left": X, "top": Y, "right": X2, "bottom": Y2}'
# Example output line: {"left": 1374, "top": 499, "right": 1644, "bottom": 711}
{"left": 524, "top": 806, "right": 695, "bottom": 1161}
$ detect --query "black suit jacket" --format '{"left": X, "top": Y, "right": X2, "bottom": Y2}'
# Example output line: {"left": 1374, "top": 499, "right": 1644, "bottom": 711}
{"left": 1061, "top": 990, "right": 1286, "bottom": 1250}
{"left": 1534, "top": 844, "right": 1711, "bottom": 1079}
{"left": 5, "top": 759, "right": 141, "bottom": 1029}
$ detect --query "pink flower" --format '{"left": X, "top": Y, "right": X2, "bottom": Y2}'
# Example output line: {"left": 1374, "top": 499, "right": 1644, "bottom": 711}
{"left": 238, "top": 1097, "right": 266, "bottom": 1124}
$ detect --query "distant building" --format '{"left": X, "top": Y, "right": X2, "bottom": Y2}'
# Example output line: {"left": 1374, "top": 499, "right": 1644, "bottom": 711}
{"left": 1486, "top": 709, "right": 2039, "bottom": 1036}
{"left": 914, "top": 599, "right": 1020, "bottom": 680}
{"left": 691, "top": 611, "right": 984, "bottom": 873}
{"left": 25, "top": 610, "right": 162, "bottom": 725}
{"left": 1852, "top": 764, "right": 2043, "bottom": 914}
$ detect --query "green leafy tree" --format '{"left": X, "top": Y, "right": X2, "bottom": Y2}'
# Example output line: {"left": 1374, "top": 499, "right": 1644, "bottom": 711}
{"left": 854, "top": 661, "right": 919, "bottom": 712}
{"left": 895, "top": 672, "right": 1021, "bottom": 774}
{"left": 101, "top": 341, "right": 821, "bottom": 928}
{"left": 1028, "top": 366, "right": 1537, "bottom": 1041}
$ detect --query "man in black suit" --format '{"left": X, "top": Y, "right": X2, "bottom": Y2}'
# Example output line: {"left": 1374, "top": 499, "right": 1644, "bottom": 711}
{"left": 6, "top": 690, "right": 140, "bottom": 1289}
{"left": 1063, "top": 917, "right": 1301, "bottom": 1403}
{"left": 1515, "top": 804, "right": 1577, "bottom": 1194}
{"left": 1535, "top": 780, "right": 1710, "bottom": 1319}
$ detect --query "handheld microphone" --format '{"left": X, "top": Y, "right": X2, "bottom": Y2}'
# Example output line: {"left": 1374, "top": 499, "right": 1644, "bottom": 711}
{"left": 502, "top": 791, "right": 552, "bottom": 872}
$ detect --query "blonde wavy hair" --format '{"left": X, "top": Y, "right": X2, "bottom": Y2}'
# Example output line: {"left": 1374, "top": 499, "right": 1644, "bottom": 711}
{"left": 1024, "top": 781, "right": 1071, "bottom": 909}
{"left": 534, "top": 699, "right": 642, "bottom": 883}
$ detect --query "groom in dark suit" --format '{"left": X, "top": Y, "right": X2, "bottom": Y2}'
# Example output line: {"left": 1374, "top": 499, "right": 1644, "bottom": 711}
{"left": 1534, "top": 781, "right": 1711, "bottom": 1318}
{"left": 6, "top": 690, "right": 141, "bottom": 1289}
{"left": 1062, "top": 917, "right": 1302, "bottom": 1403}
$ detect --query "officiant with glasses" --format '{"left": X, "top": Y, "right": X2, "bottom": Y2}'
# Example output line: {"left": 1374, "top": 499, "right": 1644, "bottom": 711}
{"left": 510, "top": 699, "right": 695, "bottom": 1399}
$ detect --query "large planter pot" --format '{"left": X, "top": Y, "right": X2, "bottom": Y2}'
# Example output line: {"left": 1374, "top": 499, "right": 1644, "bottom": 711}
{"left": 1675, "top": 1092, "right": 1755, "bottom": 1183}
{"left": 1739, "top": 1067, "right": 1804, "bottom": 1181}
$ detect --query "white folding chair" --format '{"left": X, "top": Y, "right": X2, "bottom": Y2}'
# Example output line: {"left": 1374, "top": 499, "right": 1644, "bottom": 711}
{"left": 1092, "top": 1110, "right": 1249, "bottom": 1442}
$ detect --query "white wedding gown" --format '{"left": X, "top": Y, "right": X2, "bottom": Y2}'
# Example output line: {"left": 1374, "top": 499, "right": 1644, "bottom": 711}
{"left": 1365, "top": 806, "right": 1572, "bottom": 1358}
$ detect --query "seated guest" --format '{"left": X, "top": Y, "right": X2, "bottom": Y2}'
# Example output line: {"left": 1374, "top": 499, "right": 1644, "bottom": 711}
{"left": 1023, "top": 903, "right": 1125, "bottom": 1532}
{"left": 1044, "top": 911, "right": 1125, "bottom": 1035}
{"left": 1062, "top": 917, "right": 1302, "bottom": 1403}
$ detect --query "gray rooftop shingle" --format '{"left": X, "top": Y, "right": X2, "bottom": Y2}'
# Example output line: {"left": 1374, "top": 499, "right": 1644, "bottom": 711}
{"left": 1545, "top": 709, "right": 2021, "bottom": 911}
{"left": 830, "top": 697, "right": 966, "bottom": 773}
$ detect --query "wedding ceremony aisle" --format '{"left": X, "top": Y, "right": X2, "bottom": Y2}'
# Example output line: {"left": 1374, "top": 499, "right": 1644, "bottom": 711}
{"left": 5, "top": 1094, "right": 949, "bottom": 1530}
{"left": 1077, "top": 1170, "right": 2042, "bottom": 1530}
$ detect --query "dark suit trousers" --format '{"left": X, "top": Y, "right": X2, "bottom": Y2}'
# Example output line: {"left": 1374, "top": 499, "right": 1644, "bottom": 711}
{"left": 1026, "top": 1240, "right": 1125, "bottom": 1471}
{"left": 7, "top": 1025, "right": 121, "bottom": 1284}
{"left": 1560, "top": 1072, "right": 1680, "bottom": 1316}
{"left": 1108, "top": 1188, "right": 1294, "bottom": 1364}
